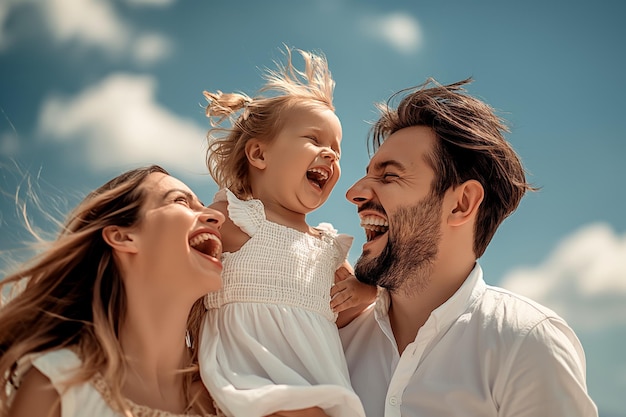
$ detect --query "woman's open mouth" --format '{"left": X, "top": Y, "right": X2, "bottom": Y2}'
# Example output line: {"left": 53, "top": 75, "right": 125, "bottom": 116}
{"left": 189, "top": 232, "right": 222, "bottom": 259}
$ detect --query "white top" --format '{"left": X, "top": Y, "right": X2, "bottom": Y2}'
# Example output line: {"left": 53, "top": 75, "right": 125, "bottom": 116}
{"left": 199, "top": 189, "right": 365, "bottom": 417}
{"left": 339, "top": 263, "right": 599, "bottom": 417}
{"left": 12, "top": 349, "right": 218, "bottom": 417}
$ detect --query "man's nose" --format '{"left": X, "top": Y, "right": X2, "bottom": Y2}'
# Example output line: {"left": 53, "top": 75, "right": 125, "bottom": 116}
{"left": 346, "top": 178, "right": 372, "bottom": 204}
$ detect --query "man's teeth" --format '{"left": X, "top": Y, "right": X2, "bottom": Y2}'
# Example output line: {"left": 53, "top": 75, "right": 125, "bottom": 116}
{"left": 361, "top": 215, "right": 388, "bottom": 242}
{"left": 360, "top": 215, "right": 389, "bottom": 230}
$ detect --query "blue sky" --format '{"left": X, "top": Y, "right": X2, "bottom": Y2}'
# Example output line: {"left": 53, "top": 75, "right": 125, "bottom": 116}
{"left": 1, "top": 1, "right": 624, "bottom": 415}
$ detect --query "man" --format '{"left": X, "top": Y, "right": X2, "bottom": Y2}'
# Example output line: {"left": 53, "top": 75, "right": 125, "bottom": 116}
{"left": 338, "top": 78, "right": 598, "bottom": 416}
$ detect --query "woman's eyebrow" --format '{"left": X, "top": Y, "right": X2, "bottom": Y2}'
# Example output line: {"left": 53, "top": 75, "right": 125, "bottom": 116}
{"left": 163, "top": 189, "right": 197, "bottom": 202}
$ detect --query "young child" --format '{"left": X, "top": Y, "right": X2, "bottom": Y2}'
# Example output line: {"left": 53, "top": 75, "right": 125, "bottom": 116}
{"left": 199, "top": 48, "right": 376, "bottom": 417}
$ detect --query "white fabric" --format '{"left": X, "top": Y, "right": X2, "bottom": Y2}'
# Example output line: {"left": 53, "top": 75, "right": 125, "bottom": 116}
{"left": 339, "top": 263, "right": 599, "bottom": 417}
{"left": 200, "top": 189, "right": 364, "bottom": 417}
{"left": 25, "top": 349, "right": 115, "bottom": 417}
{"left": 13, "top": 349, "right": 217, "bottom": 417}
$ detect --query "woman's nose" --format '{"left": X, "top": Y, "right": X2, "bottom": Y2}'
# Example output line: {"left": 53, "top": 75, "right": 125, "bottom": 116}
{"left": 200, "top": 208, "right": 225, "bottom": 228}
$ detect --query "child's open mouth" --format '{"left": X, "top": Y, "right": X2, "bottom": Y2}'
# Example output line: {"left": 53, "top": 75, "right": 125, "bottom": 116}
{"left": 306, "top": 167, "right": 330, "bottom": 190}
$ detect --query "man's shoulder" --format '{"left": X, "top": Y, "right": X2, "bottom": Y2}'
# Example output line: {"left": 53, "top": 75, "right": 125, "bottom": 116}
{"left": 474, "top": 284, "right": 566, "bottom": 333}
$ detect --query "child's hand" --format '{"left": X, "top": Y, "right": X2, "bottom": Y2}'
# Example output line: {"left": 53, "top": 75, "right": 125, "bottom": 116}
{"left": 330, "top": 266, "right": 377, "bottom": 313}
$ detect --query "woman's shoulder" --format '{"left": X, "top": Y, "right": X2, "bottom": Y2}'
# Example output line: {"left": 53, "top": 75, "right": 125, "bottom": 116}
{"left": 8, "top": 366, "right": 61, "bottom": 417}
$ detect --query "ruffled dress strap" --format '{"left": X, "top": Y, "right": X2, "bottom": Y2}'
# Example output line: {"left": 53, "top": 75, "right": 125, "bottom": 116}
{"left": 30, "top": 349, "right": 82, "bottom": 386}
{"left": 12, "top": 349, "right": 86, "bottom": 416}
{"left": 316, "top": 222, "right": 354, "bottom": 269}
{"left": 214, "top": 189, "right": 265, "bottom": 237}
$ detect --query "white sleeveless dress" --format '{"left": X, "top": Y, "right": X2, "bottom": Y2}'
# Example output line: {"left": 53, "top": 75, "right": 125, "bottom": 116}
{"left": 12, "top": 349, "right": 220, "bottom": 417}
{"left": 199, "top": 189, "right": 365, "bottom": 417}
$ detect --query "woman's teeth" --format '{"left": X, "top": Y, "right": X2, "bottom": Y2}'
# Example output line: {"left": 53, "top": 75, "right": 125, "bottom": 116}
{"left": 189, "top": 233, "right": 222, "bottom": 258}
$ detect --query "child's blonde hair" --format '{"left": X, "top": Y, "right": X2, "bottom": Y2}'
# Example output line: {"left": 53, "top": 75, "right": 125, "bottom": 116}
{"left": 204, "top": 47, "right": 336, "bottom": 200}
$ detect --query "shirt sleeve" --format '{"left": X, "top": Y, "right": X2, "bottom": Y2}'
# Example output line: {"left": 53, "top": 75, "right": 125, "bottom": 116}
{"left": 496, "top": 317, "right": 599, "bottom": 417}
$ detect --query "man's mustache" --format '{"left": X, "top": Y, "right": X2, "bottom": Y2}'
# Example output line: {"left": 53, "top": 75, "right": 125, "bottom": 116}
{"left": 357, "top": 201, "right": 386, "bottom": 215}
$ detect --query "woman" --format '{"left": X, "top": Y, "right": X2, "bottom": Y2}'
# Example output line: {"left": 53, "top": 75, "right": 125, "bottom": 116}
{"left": 1, "top": 165, "right": 225, "bottom": 416}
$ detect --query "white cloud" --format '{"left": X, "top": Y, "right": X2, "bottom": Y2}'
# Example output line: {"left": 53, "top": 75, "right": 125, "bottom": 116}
{"left": 0, "top": 131, "right": 20, "bottom": 156}
{"left": 36, "top": 73, "right": 208, "bottom": 175}
{"left": 359, "top": 12, "right": 422, "bottom": 54}
{"left": 500, "top": 223, "right": 626, "bottom": 331}
{"left": 132, "top": 33, "right": 173, "bottom": 65}
{"left": 0, "top": 0, "right": 171, "bottom": 64}
{"left": 42, "top": 0, "right": 130, "bottom": 53}
{"left": 0, "top": 1, "right": 12, "bottom": 51}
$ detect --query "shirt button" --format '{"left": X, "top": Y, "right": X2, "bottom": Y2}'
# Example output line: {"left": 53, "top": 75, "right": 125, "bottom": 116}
{"left": 389, "top": 396, "right": 398, "bottom": 406}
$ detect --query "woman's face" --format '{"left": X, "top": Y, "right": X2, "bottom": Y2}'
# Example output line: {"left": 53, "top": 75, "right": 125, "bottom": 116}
{"left": 129, "top": 172, "right": 225, "bottom": 299}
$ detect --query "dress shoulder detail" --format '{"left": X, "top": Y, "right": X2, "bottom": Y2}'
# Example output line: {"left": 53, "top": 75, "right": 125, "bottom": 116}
{"left": 316, "top": 222, "right": 354, "bottom": 268}
{"left": 91, "top": 373, "right": 222, "bottom": 417}
{"left": 214, "top": 188, "right": 264, "bottom": 237}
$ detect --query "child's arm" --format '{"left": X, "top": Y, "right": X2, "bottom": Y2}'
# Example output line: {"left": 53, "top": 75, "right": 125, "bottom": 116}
{"left": 331, "top": 261, "right": 377, "bottom": 328}
{"left": 209, "top": 200, "right": 248, "bottom": 253}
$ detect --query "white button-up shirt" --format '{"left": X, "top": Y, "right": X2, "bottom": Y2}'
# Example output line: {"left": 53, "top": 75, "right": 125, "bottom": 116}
{"left": 340, "top": 263, "right": 598, "bottom": 417}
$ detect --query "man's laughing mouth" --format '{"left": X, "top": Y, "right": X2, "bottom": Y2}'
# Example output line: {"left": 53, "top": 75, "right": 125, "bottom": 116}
{"left": 360, "top": 214, "right": 389, "bottom": 242}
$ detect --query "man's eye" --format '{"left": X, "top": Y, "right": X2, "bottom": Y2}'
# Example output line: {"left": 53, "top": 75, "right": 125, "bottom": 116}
{"left": 174, "top": 196, "right": 189, "bottom": 205}
{"left": 382, "top": 173, "right": 399, "bottom": 180}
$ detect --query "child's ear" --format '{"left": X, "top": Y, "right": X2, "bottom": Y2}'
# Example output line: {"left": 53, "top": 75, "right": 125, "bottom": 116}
{"left": 245, "top": 138, "right": 267, "bottom": 170}
{"left": 448, "top": 180, "right": 484, "bottom": 227}
{"left": 102, "top": 225, "right": 139, "bottom": 254}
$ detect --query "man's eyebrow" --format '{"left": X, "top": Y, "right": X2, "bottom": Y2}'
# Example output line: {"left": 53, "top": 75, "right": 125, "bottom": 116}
{"left": 365, "top": 160, "right": 406, "bottom": 174}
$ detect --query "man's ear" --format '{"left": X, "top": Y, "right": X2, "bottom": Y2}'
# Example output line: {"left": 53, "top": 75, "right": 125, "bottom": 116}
{"left": 102, "top": 225, "right": 139, "bottom": 254}
{"left": 448, "top": 180, "right": 484, "bottom": 226}
{"left": 245, "top": 138, "right": 268, "bottom": 170}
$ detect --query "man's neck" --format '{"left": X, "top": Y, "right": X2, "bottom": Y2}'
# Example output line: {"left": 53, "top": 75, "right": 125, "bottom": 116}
{"left": 388, "top": 260, "right": 475, "bottom": 355}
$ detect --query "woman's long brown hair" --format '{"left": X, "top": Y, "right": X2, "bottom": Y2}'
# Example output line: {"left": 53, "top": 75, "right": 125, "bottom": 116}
{"left": 0, "top": 165, "right": 207, "bottom": 415}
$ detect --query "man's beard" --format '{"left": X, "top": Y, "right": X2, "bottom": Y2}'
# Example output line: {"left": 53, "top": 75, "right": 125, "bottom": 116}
{"left": 354, "top": 193, "right": 442, "bottom": 295}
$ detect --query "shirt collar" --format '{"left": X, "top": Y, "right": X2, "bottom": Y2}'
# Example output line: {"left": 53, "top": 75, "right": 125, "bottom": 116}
{"left": 374, "top": 262, "right": 486, "bottom": 333}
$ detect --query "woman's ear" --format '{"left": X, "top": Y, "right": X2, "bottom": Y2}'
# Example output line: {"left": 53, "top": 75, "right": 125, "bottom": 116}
{"left": 245, "top": 138, "right": 267, "bottom": 170}
{"left": 102, "top": 225, "right": 139, "bottom": 254}
{"left": 448, "top": 180, "right": 484, "bottom": 227}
